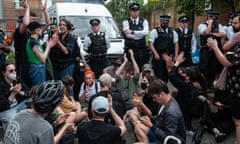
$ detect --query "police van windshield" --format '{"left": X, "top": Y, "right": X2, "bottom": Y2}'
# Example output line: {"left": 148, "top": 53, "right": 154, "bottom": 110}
{"left": 60, "top": 16, "right": 122, "bottom": 39}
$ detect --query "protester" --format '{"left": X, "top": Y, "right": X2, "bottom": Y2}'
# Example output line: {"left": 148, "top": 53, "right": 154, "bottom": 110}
{"left": 0, "top": 62, "right": 30, "bottom": 127}
{"left": 13, "top": 0, "right": 50, "bottom": 88}
{"left": 26, "top": 21, "right": 57, "bottom": 86}
{"left": 3, "top": 80, "right": 74, "bottom": 144}
{"left": 135, "top": 79, "right": 186, "bottom": 143}
{"left": 115, "top": 49, "right": 139, "bottom": 107}
{"left": 77, "top": 95, "right": 126, "bottom": 144}
{"left": 207, "top": 33, "right": 240, "bottom": 144}
{"left": 78, "top": 67, "right": 100, "bottom": 107}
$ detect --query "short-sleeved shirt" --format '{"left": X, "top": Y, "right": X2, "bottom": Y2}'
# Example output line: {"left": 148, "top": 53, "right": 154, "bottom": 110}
{"left": 77, "top": 120, "right": 121, "bottom": 144}
{"left": 198, "top": 21, "right": 225, "bottom": 35}
{"left": 26, "top": 37, "right": 44, "bottom": 64}
{"left": 122, "top": 16, "right": 149, "bottom": 40}
{"left": 116, "top": 75, "right": 138, "bottom": 101}
{"left": 3, "top": 110, "right": 54, "bottom": 144}
{"left": 148, "top": 27, "right": 178, "bottom": 44}
{"left": 226, "top": 46, "right": 240, "bottom": 98}
{"left": 229, "top": 32, "right": 240, "bottom": 45}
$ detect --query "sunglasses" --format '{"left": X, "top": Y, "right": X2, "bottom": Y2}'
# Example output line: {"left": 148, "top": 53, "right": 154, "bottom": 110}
{"left": 9, "top": 69, "right": 16, "bottom": 73}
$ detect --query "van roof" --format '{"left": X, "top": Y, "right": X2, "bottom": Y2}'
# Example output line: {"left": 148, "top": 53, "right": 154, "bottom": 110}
{"left": 50, "top": 3, "right": 112, "bottom": 17}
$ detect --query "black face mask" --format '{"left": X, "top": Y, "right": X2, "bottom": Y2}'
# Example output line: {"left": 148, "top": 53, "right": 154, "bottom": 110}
{"left": 141, "top": 82, "right": 147, "bottom": 90}
{"left": 114, "top": 63, "right": 121, "bottom": 67}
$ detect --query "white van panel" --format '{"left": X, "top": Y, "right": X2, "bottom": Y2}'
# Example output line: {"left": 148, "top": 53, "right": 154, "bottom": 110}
{"left": 47, "top": 3, "right": 124, "bottom": 65}
{"left": 52, "top": 3, "right": 112, "bottom": 17}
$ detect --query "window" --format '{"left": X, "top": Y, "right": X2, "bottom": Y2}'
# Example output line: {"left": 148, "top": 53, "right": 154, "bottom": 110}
{"left": 15, "top": 0, "right": 23, "bottom": 9}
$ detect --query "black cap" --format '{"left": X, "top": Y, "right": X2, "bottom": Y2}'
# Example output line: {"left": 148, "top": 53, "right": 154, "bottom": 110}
{"left": 207, "top": 11, "right": 219, "bottom": 16}
{"left": 28, "top": 21, "right": 45, "bottom": 31}
{"left": 178, "top": 16, "right": 189, "bottom": 22}
{"left": 129, "top": 3, "right": 140, "bottom": 11}
{"left": 160, "top": 15, "right": 171, "bottom": 23}
{"left": 89, "top": 19, "right": 100, "bottom": 25}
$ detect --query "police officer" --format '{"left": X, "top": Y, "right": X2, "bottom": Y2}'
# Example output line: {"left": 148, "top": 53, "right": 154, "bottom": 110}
{"left": 149, "top": 15, "right": 179, "bottom": 83}
{"left": 83, "top": 18, "right": 110, "bottom": 79}
{"left": 175, "top": 16, "right": 197, "bottom": 67}
{"left": 198, "top": 11, "right": 225, "bottom": 88}
{"left": 122, "top": 3, "right": 149, "bottom": 70}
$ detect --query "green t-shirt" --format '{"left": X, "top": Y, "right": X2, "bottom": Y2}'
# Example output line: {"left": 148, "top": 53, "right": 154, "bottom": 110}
{"left": 116, "top": 75, "right": 138, "bottom": 102}
{"left": 26, "top": 37, "right": 44, "bottom": 64}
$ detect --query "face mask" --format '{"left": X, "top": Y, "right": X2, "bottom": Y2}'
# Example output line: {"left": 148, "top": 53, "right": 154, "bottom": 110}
{"left": 8, "top": 73, "right": 17, "bottom": 81}
{"left": 141, "top": 82, "right": 147, "bottom": 90}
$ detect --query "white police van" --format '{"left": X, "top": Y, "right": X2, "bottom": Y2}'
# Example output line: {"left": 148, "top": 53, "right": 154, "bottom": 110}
{"left": 47, "top": 2, "right": 124, "bottom": 65}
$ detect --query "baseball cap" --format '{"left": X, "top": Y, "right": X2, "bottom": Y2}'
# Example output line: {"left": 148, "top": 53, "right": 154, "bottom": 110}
{"left": 129, "top": 3, "right": 140, "bottom": 11}
{"left": 142, "top": 63, "right": 152, "bottom": 72}
{"left": 99, "top": 73, "right": 115, "bottom": 84}
{"left": 92, "top": 96, "right": 109, "bottom": 114}
{"left": 28, "top": 21, "right": 45, "bottom": 31}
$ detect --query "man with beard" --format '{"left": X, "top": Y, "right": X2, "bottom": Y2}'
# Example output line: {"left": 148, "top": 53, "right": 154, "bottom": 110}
{"left": 224, "top": 13, "right": 240, "bottom": 51}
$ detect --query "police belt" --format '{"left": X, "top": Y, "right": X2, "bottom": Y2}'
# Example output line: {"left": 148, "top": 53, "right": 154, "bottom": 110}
{"left": 88, "top": 53, "right": 106, "bottom": 57}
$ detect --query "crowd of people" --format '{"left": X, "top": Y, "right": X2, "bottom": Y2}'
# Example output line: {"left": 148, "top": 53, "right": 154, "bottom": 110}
{"left": 0, "top": 1, "right": 240, "bottom": 144}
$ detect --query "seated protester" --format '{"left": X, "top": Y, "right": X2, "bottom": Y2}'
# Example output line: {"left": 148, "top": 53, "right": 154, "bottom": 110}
{"left": 78, "top": 67, "right": 100, "bottom": 107}
{"left": 115, "top": 49, "right": 140, "bottom": 109}
{"left": 0, "top": 62, "right": 30, "bottom": 126}
{"left": 136, "top": 79, "right": 186, "bottom": 143}
{"left": 202, "top": 89, "right": 234, "bottom": 143}
{"left": 3, "top": 80, "right": 75, "bottom": 144}
{"left": 56, "top": 75, "right": 88, "bottom": 124}
{"left": 103, "top": 56, "right": 122, "bottom": 77}
{"left": 77, "top": 95, "right": 127, "bottom": 144}
{"left": 138, "top": 63, "right": 155, "bottom": 87}
{"left": 123, "top": 88, "right": 152, "bottom": 142}
{"left": 141, "top": 75, "right": 161, "bottom": 116}
{"left": 88, "top": 73, "right": 125, "bottom": 122}
{"left": 168, "top": 52, "right": 207, "bottom": 132}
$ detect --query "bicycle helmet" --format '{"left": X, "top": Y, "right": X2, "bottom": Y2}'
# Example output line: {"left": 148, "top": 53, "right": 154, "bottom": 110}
{"left": 32, "top": 80, "right": 64, "bottom": 113}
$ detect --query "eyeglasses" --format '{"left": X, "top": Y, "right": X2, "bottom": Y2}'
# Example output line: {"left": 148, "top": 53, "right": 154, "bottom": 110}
{"left": 8, "top": 69, "right": 16, "bottom": 73}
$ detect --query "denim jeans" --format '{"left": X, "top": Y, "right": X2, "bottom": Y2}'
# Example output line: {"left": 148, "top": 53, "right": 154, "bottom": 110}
{"left": 0, "top": 98, "right": 31, "bottom": 123}
{"left": 29, "top": 63, "right": 46, "bottom": 86}
{"left": 54, "top": 64, "right": 74, "bottom": 80}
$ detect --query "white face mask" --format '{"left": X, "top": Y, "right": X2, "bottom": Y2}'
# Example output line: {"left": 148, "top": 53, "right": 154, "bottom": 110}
{"left": 8, "top": 73, "right": 17, "bottom": 81}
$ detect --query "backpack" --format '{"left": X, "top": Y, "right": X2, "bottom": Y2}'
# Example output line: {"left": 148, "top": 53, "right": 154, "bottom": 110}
{"left": 83, "top": 81, "right": 98, "bottom": 93}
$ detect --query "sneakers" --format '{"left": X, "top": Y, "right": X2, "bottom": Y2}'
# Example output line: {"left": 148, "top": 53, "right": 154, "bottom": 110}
{"left": 215, "top": 132, "right": 227, "bottom": 143}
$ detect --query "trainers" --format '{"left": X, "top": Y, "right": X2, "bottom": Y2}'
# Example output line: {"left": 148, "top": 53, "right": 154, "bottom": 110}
{"left": 215, "top": 132, "right": 227, "bottom": 143}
